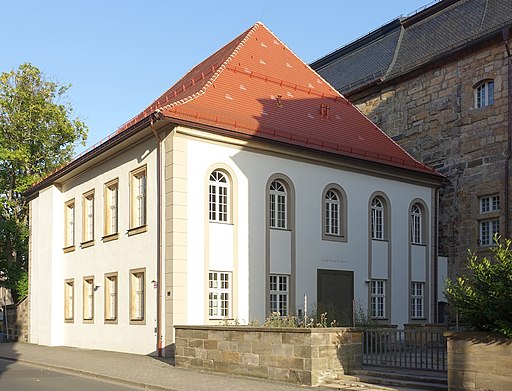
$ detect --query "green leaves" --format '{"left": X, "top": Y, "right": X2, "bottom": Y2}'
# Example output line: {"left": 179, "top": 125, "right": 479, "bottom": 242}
{"left": 445, "top": 235, "right": 512, "bottom": 337}
{"left": 0, "top": 63, "right": 88, "bottom": 300}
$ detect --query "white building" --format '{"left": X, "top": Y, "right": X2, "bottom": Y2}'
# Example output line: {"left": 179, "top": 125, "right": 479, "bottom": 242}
{"left": 27, "top": 22, "right": 443, "bottom": 356}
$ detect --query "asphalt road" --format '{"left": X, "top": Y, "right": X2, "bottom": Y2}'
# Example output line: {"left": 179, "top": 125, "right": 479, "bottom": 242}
{"left": 0, "top": 358, "right": 139, "bottom": 391}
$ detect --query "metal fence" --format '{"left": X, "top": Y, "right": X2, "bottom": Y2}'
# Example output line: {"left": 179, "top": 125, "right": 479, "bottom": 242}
{"left": 362, "top": 328, "right": 447, "bottom": 371}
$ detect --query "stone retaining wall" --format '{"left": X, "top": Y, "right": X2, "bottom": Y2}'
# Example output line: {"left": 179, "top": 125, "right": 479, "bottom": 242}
{"left": 175, "top": 326, "right": 362, "bottom": 386}
{"left": 445, "top": 331, "right": 512, "bottom": 391}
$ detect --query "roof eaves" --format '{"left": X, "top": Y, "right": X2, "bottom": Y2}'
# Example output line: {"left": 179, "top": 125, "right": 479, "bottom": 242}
{"left": 25, "top": 116, "right": 152, "bottom": 197}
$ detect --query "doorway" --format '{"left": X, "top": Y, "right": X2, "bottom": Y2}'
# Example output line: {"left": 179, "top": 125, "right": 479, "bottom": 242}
{"left": 317, "top": 269, "right": 354, "bottom": 326}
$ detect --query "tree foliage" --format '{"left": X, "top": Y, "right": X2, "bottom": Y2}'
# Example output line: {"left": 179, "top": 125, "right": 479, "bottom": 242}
{"left": 0, "top": 63, "right": 87, "bottom": 300}
{"left": 445, "top": 236, "right": 512, "bottom": 337}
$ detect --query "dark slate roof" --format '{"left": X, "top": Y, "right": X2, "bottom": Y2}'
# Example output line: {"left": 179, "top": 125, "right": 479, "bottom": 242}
{"left": 312, "top": 0, "right": 512, "bottom": 95}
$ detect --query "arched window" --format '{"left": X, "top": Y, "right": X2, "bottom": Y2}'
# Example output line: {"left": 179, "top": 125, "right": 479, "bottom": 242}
{"left": 410, "top": 204, "right": 422, "bottom": 244}
{"left": 475, "top": 80, "right": 494, "bottom": 108}
{"left": 269, "top": 180, "right": 287, "bottom": 229}
{"left": 209, "top": 170, "right": 229, "bottom": 222}
{"left": 371, "top": 197, "right": 384, "bottom": 240}
{"left": 325, "top": 190, "right": 340, "bottom": 236}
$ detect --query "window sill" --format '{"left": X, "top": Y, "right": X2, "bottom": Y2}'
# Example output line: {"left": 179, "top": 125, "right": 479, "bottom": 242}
{"left": 104, "top": 319, "right": 118, "bottom": 325}
{"left": 322, "top": 234, "right": 347, "bottom": 243}
{"left": 80, "top": 240, "right": 95, "bottom": 249}
{"left": 209, "top": 221, "right": 233, "bottom": 225}
{"left": 371, "top": 238, "right": 388, "bottom": 243}
{"left": 270, "top": 227, "right": 290, "bottom": 231}
{"left": 64, "top": 318, "right": 74, "bottom": 323}
{"left": 63, "top": 245, "right": 75, "bottom": 253}
{"left": 411, "top": 243, "right": 426, "bottom": 247}
{"left": 83, "top": 318, "right": 94, "bottom": 324}
{"left": 102, "top": 233, "right": 119, "bottom": 242}
{"left": 129, "top": 318, "right": 146, "bottom": 325}
{"left": 127, "top": 225, "right": 148, "bottom": 236}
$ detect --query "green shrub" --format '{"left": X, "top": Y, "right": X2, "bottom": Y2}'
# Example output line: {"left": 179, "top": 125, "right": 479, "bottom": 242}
{"left": 445, "top": 235, "right": 512, "bottom": 337}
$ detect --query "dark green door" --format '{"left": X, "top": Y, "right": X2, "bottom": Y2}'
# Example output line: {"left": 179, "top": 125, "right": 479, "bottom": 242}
{"left": 317, "top": 269, "right": 354, "bottom": 326}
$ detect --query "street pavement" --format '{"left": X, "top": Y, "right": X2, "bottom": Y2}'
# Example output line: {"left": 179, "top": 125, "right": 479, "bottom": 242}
{"left": 0, "top": 342, "right": 321, "bottom": 391}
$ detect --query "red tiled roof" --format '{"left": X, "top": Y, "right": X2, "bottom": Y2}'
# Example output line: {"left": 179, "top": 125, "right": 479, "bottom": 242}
{"left": 120, "top": 22, "right": 438, "bottom": 176}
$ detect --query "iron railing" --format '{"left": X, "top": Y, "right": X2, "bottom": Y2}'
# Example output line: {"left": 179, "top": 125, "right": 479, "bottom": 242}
{"left": 362, "top": 328, "right": 447, "bottom": 371}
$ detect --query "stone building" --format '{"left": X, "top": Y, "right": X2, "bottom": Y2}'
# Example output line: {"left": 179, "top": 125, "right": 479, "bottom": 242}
{"left": 312, "top": 0, "right": 512, "bottom": 321}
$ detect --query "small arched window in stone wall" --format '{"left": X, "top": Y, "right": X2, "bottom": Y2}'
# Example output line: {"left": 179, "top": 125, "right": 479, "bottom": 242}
{"left": 474, "top": 79, "right": 494, "bottom": 108}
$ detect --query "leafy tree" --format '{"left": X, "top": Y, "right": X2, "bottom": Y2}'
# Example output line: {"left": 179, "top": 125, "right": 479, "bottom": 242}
{"left": 0, "top": 63, "right": 87, "bottom": 300}
{"left": 445, "top": 235, "right": 512, "bottom": 337}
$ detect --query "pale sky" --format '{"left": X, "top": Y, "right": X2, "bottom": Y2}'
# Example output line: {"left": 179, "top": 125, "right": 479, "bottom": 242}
{"left": 2, "top": 0, "right": 434, "bottom": 154}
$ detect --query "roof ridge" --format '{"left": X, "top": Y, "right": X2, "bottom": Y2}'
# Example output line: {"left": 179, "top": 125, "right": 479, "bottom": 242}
{"left": 157, "top": 22, "right": 262, "bottom": 112}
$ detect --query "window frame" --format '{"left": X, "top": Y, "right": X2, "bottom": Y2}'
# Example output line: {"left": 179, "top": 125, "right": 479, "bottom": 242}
{"left": 83, "top": 276, "right": 94, "bottom": 323}
{"left": 208, "top": 170, "right": 230, "bottom": 223}
{"left": 64, "top": 279, "right": 74, "bottom": 322}
{"left": 410, "top": 204, "right": 422, "bottom": 245}
{"left": 104, "top": 179, "right": 119, "bottom": 241}
{"left": 410, "top": 282, "right": 424, "bottom": 319}
{"left": 104, "top": 272, "right": 118, "bottom": 323}
{"left": 322, "top": 184, "right": 347, "bottom": 242}
{"left": 81, "top": 190, "right": 95, "bottom": 247}
{"left": 474, "top": 79, "right": 494, "bottom": 109}
{"left": 370, "top": 279, "right": 386, "bottom": 319}
{"left": 269, "top": 180, "right": 287, "bottom": 229}
{"left": 371, "top": 197, "right": 385, "bottom": 240}
{"left": 269, "top": 274, "right": 289, "bottom": 316}
{"left": 64, "top": 199, "right": 75, "bottom": 252}
{"left": 129, "top": 166, "right": 147, "bottom": 235}
{"left": 208, "top": 271, "right": 232, "bottom": 320}
{"left": 478, "top": 194, "right": 500, "bottom": 247}
{"left": 129, "top": 268, "right": 146, "bottom": 324}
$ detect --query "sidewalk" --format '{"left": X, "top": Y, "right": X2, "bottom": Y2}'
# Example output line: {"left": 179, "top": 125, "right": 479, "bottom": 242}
{"left": 0, "top": 342, "right": 325, "bottom": 391}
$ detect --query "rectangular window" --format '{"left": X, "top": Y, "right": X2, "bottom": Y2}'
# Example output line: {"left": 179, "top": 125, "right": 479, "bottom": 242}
{"left": 104, "top": 273, "right": 118, "bottom": 322}
{"left": 208, "top": 271, "right": 231, "bottom": 319}
{"left": 82, "top": 190, "right": 95, "bottom": 244}
{"left": 64, "top": 279, "right": 74, "bottom": 321}
{"left": 480, "top": 219, "right": 499, "bottom": 246}
{"left": 480, "top": 195, "right": 499, "bottom": 213}
{"left": 269, "top": 193, "right": 286, "bottom": 229}
{"left": 83, "top": 277, "right": 94, "bottom": 322}
{"left": 130, "top": 269, "right": 145, "bottom": 322}
{"left": 370, "top": 280, "right": 385, "bottom": 319}
{"left": 130, "top": 167, "right": 147, "bottom": 229}
{"left": 104, "top": 180, "right": 118, "bottom": 237}
{"left": 411, "top": 282, "right": 424, "bottom": 319}
{"left": 269, "top": 275, "right": 289, "bottom": 316}
{"left": 475, "top": 80, "right": 494, "bottom": 108}
{"left": 64, "top": 200, "right": 75, "bottom": 249}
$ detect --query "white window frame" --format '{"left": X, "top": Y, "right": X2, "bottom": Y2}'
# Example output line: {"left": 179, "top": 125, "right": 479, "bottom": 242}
{"left": 480, "top": 195, "right": 499, "bottom": 213}
{"left": 410, "top": 204, "right": 422, "bottom": 245}
{"left": 269, "top": 180, "right": 287, "bottom": 229}
{"left": 208, "top": 271, "right": 231, "bottom": 319}
{"left": 269, "top": 275, "right": 289, "bottom": 316}
{"left": 104, "top": 180, "right": 119, "bottom": 237}
{"left": 105, "top": 273, "right": 118, "bottom": 322}
{"left": 82, "top": 191, "right": 94, "bottom": 243}
{"left": 325, "top": 190, "right": 340, "bottom": 236}
{"left": 130, "top": 167, "right": 147, "bottom": 229}
{"left": 130, "top": 269, "right": 145, "bottom": 323}
{"left": 479, "top": 219, "right": 499, "bottom": 247}
{"left": 475, "top": 80, "right": 494, "bottom": 108}
{"left": 370, "top": 280, "right": 385, "bottom": 319}
{"left": 83, "top": 277, "right": 94, "bottom": 322}
{"left": 209, "top": 170, "right": 229, "bottom": 223}
{"left": 411, "top": 282, "right": 424, "bottom": 319}
{"left": 64, "top": 279, "right": 74, "bottom": 322}
{"left": 64, "top": 200, "right": 75, "bottom": 249}
{"left": 371, "top": 198, "right": 384, "bottom": 240}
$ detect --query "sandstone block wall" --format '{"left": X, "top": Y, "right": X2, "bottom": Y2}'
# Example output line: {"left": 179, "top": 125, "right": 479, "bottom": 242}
{"left": 175, "top": 326, "right": 362, "bottom": 386}
{"left": 445, "top": 331, "right": 512, "bottom": 391}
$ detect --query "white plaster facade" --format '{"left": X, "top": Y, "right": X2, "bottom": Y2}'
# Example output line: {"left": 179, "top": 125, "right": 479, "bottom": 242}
{"left": 28, "top": 122, "right": 438, "bottom": 356}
